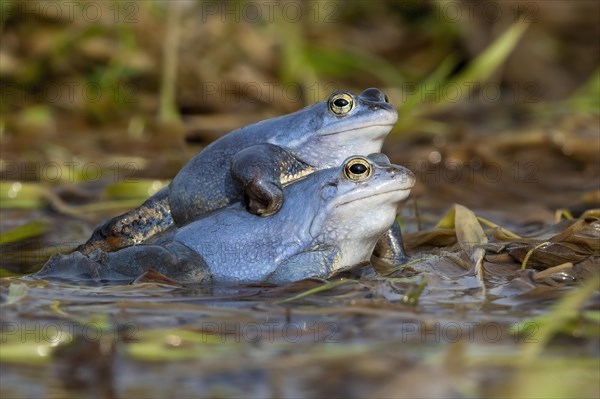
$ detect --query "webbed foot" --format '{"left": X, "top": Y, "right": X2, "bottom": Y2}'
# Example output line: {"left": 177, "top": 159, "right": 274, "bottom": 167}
{"left": 78, "top": 187, "right": 172, "bottom": 255}
{"left": 244, "top": 180, "right": 284, "bottom": 216}
{"left": 371, "top": 221, "right": 408, "bottom": 271}
{"left": 231, "top": 144, "right": 303, "bottom": 217}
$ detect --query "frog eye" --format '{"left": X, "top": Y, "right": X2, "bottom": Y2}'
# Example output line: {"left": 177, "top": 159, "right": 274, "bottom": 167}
{"left": 328, "top": 92, "right": 354, "bottom": 115}
{"left": 343, "top": 157, "right": 372, "bottom": 180}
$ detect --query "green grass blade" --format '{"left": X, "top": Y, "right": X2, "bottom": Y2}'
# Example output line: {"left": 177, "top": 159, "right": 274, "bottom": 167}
{"left": 519, "top": 272, "right": 600, "bottom": 360}
{"left": 398, "top": 21, "right": 529, "bottom": 131}
{"left": 277, "top": 279, "right": 356, "bottom": 303}
{"left": 0, "top": 221, "right": 48, "bottom": 244}
{"left": 455, "top": 22, "right": 528, "bottom": 85}
{"left": 568, "top": 67, "right": 600, "bottom": 113}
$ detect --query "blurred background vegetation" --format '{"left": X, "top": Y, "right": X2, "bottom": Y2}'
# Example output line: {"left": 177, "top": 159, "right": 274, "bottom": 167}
{"left": 0, "top": 4, "right": 599, "bottom": 397}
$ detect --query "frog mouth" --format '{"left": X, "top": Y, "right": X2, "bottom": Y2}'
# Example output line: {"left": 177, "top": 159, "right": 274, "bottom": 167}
{"left": 335, "top": 188, "right": 411, "bottom": 208}
{"left": 321, "top": 124, "right": 395, "bottom": 136}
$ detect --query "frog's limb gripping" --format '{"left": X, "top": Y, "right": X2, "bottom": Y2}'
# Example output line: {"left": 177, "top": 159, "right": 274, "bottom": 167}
{"left": 231, "top": 144, "right": 311, "bottom": 217}
{"left": 35, "top": 250, "right": 133, "bottom": 284}
{"left": 77, "top": 187, "right": 173, "bottom": 255}
{"left": 371, "top": 220, "right": 408, "bottom": 268}
{"left": 37, "top": 241, "right": 210, "bottom": 284}
{"left": 102, "top": 241, "right": 211, "bottom": 284}
{"left": 243, "top": 180, "right": 284, "bottom": 216}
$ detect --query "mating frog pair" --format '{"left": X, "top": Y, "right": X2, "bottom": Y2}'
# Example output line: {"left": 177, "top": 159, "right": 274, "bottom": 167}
{"left": 38, "top": 89, "right": 415, "bottom": 284}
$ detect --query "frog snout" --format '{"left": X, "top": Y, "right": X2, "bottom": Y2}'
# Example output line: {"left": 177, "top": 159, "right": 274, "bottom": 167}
{"left": 360, "top": 88, "right": 388, "bottom": 103}
{"left": 388, "top": 165, "right": 416, "bottom": 188}
{"left": 404, "top": 169, "right": 416, "bottom": 187}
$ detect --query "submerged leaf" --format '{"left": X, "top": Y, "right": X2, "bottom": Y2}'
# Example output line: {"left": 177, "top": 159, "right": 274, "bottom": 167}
{"left": 505, "top": 218, "right": 600, "bottom": 269}
{"left": 512, "top": 241, "right": 594, "bottom": 270}
{"left": 520, "top": 242, "right": 552, "bottom": 270}
{"left": 403, "top": 228, "right": 457, "bottom": 249}
{"left": 132, "top": 268, "right": 184, "bottom": 286}
{"left": 477, "top": 216, "right": 521, "bottom": 239}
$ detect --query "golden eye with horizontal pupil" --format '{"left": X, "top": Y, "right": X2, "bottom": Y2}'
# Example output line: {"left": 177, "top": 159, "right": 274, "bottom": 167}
{"left": 343, "top": 158, "right": 372, "bottom": 180}
{"left": 328, "top": 92, "right": 354, "bottom": 115}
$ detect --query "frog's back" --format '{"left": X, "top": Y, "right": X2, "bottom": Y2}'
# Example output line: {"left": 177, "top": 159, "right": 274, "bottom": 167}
{"left": 168, "top": 110, "right": 315, "bottom": 223}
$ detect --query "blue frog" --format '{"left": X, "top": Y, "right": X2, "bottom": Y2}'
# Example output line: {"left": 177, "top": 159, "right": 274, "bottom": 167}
{"left": 79, "top": 88, "right": 407, "bottom": 266}
{"left": 39, "top": 155, "right": 415, "bottom": 285}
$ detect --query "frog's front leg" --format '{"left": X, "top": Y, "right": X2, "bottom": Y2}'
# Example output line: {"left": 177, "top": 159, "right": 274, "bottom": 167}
{"left": 371, "top": 221, "right": 408, "bottom": 268}
{"left": 266, "top": 245, "right": 339, "bottom": 284}
{"left": 231, "top": 144, "right": 310, "bottom": 216}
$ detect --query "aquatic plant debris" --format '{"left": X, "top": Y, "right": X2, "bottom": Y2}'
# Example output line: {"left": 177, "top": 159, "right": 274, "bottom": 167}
{"left": 454, "top": 204, "right": 488, "bottom": 285}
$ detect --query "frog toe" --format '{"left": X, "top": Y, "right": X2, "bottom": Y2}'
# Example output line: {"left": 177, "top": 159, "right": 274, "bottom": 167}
{"left": 370, "top": 252, "right": 408, "bottom": 269}
{"left": 245, "top": 182, "right": 283, "bottom": 216}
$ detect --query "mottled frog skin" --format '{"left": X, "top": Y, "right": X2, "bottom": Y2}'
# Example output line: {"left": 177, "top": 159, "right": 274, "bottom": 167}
{"left": 78, "top": 88, "right": 408, "bottom": 266}
{"left": 38, "top": 155, "right": 415, "bottom": 285}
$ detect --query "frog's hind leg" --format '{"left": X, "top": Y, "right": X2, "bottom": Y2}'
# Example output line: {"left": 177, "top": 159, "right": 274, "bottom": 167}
{"left": 36, "top": 241, "right": 210, "bottom": 285}
{"left": 104, "top": 241, "right": 211, "bottom": 284}
{"left": 77, "top": 187, "right": 173, "bottom": 255}
{"left": 35, "top": 250, "right": 133, "bottom": 284}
